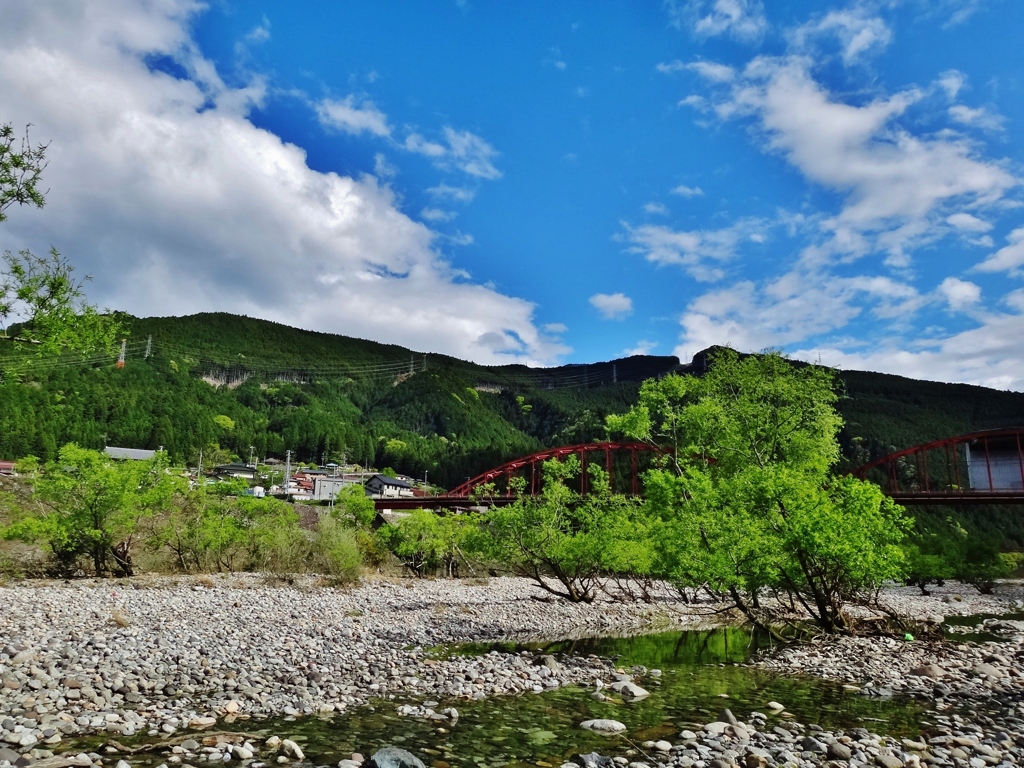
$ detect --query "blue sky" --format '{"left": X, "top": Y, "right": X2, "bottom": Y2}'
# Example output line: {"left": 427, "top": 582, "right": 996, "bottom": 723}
{"left": 2, "top": 1, "right": 1023, "bottom": 387}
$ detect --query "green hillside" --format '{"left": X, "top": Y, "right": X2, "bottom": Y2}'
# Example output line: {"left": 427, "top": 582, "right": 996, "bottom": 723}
{"left": 2, "top": 313, "right": 1024, "bottom": 494}
{"left": 0, "top": 313, "right": 676, "bottom": 487}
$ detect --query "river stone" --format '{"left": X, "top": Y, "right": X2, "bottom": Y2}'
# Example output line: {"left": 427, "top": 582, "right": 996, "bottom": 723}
{"left": 571, "top": 753, "right": 615, "bottom": 768}
{"left": 704, "top": 722, "right": 729, "bottom": 737}
{"left": 281, "top": 740, "right": 304, "bottom": 761}
{"left": 909, "top": 665, "right": 945, "bottom": 679}
{"left": 368, "top": 746, "right": 426, "bottom": 768}
{"left": 805, "top": 738, "right": 829, "bottom": 755}
{"left": 728, "top": 724, "right": 749, "bottom": 741}
{"left": 718, "top": 709, "right": 738, "bottom": 725}
{"left": 767, "top": 702, "right": 785, "bottom": 711}
{"left": 828, "top": 743, "right": 853, "bottom": 761}
{"left": 580, "top": 720, "right": 627, "bottom": 735}
{"left": 538, "top": 655, "right": 561, "bottom": 673}
{"left": 972, "top": 664, "right": 1002, "bottom": 679}
{"left": 876, "top": 754, "right": 904, "bottom": 768}
{"left": 0, "top": 748, "right": 19, "bottom": 765}
{"left": 609, "top": 682, "right": 649, "bottom": 701}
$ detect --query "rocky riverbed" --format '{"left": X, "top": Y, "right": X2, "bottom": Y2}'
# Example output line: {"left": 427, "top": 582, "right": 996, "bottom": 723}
{"left": 3, "top": 576, "right": 1024, "bottom": 768}
{"left": 0, "top": 574, "right": 701, "bottom": 760}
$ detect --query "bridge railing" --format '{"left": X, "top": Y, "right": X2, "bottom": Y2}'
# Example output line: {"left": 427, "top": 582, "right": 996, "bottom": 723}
{"left": 849, "top": 428, "right": 1024, "bottom": 505}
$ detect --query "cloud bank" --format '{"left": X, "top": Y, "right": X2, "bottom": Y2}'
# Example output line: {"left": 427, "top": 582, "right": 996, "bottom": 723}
{"left": 0, "top": 1, "right": 565, "bottom": 365}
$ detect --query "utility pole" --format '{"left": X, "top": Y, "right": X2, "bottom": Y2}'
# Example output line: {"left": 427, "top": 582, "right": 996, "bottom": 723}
{"left": 284, "top": 450, "right": 291, "bottom": 498}
{"left": 116, "top": 339, "right": 126, "bottom": 369}
{"left": 197, "top": 448, "right": 203, "bottom": 482}
{"left": 248, "top": 446, "right": 255, "bottom": 468}
{"left": 144, "top": 335, "right": 152, "bottom": 360}
{"left": 612, "top": 364, "right": 617, "bottom": 384}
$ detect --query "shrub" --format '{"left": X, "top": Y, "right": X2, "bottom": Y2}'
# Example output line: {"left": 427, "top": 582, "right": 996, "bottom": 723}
{"left": 310, "top": 515, "right": 361, "bottom": 584}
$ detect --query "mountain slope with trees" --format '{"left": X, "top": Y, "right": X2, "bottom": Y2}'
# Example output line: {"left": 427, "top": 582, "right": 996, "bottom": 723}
{"left": 1, "top": 313, "right": 1023, "bottom": 493}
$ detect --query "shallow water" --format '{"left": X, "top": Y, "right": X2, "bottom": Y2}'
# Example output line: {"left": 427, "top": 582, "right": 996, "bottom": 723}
{"left": 196, "top": 626, "right": 926, "bottom": 768}
{"left": 942, "top": 610, "right": 1024, "bottom": 642}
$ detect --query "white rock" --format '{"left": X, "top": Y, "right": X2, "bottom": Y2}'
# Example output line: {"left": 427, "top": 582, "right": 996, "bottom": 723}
{"left": 580, "top": 719, "right": 627, "bottom": 735}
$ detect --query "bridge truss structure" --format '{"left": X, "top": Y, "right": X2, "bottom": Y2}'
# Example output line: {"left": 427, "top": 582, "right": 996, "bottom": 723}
{"left": 849, "top": 428, "right": 1024, "bottom": 505}
{"left": 374, "top": 441, "right": 666, "bottom": 510}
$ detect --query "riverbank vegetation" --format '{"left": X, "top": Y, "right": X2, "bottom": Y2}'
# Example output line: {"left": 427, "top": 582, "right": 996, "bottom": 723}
{"left": 3, "top": 349, "right": 1016, "bottom": 639}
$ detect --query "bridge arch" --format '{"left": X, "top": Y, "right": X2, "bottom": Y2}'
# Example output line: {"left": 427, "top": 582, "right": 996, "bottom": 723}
{"left": 446, "top": 441, "right": 667, "bottom": 499}
{"left": 849, "top": 427, "right": 1024, "bottom": 505}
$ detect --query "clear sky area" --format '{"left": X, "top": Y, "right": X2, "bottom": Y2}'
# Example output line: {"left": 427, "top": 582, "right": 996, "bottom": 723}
{"left": 2, "top": 1, "right": 1023, "bottom": 386}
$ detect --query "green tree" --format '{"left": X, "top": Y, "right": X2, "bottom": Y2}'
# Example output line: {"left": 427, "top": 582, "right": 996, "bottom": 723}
{"left": 332, "top": 484, "right": 376, "bottom": 528}
{"left": 1, "top": 121, "right": 123, "bottom": 358}
{"left": 0, "top": 123, "right": 47, "bottom": 222}
{"left": 609, "top": 349, "right": 909, "bottom": 633}
{"left": 378, "top": 509, "right": 474, "bottom": 578}
{"left": 3, "top": 444, "right": 183, "bottom": 576}
{"left": 471, "top": 457, "right": 650, "bottom": 602}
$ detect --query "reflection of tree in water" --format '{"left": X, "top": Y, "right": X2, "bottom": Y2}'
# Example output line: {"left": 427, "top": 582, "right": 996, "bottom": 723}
{"left": 533, "top": 626, "right": 776, "bottom": 668}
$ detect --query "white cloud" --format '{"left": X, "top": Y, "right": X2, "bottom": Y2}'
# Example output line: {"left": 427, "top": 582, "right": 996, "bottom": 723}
{"left": 678, "top": 95, "right": 710, "bottom": 111}
{"left": 673, "top": 269, "right": 924, "bottom": 362}
{"left": 623, "top": 340, "right": 658, "bottom": 356}
{"left": 643, "top": 202, "right": 669, "bottom": 215}
{"left": 946, "top": 212, "right": 992, "bottom": 232}
{"left": 949, "top": 104, "right": 1005, "bottom": 132}
{"left": 713, "top": 56, "right": 1017, "bottom": 265}
{"left": 316, "top": 95, "right": 391, "bottom": 137}
{"left": 405, "top": 128, "right": 502, "bottom": 180}
{"left": 373, "top": 153, "right": 397, "bottom": 179}
{"left": 667, "top": 0, "right": 769, "bottom": 41}
{"left": 937, "top": 69, "right": 966, "bottom": 99}
{"left": 420, "top": 208, "right": 456, "bottom": 223}
{"left": 792, "top": 305, "right": 1024, "bottom": 390}
{"left": 245, "top": 19, "right": 271, "bottom": 44}
{"left": 441, "top": 127, "right": 502, "bottom": 179}
{"left": 623, "top": 220, "right": 760, "bottom": 281}
{"left": 427, "top": 183, "right": 476, "bottom": 203}
{"left": 656, "top": 60, "right": 687, "bottom": 74}
{"left": 937, "top": 277, "right": 981, "bottom": 310}
{"left": 671, "top": 184, "right": 705, "bottom": 197}
{"left": 543, "top": 322, "right": 568, "bottom": 334}
{"left": 0, "top": 0, "right": 565, "bottom": 366}
{"left": 590, "top": 293, "right": 633, "bottom": 320}
{"left": 403, "top": 133, "right": 447, "bottom": 157}
{"left": 686, "top": 61, "right": 736, "bottom": 83}
{"left": 975, "top": 227, "right": 1024, "bottom": 274}
{"left": 792, "top": 9, "right": 893, "bottom": 65}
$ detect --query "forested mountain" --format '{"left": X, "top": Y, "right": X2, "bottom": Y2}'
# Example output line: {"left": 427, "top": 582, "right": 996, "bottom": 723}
{"left": 2, "top": 313, "right": 1023, "bottom": 492}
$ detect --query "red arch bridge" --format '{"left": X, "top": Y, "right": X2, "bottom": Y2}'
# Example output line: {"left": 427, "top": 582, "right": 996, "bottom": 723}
{"left": 373, "top": 429, "right": 1024, "bottom": 510}
{"left": 849, "top": 428, "right": 1024, "bottom": 505}
{"left": 373, "top": 441, "right": 665, "bottom": 510}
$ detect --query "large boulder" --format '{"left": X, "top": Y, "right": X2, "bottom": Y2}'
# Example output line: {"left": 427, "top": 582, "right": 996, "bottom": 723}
{"left": 368, "top": 747, "right": 427, "bottom": 768}
{"left": 580, "top": 719, "right": 627, "bottom": 735}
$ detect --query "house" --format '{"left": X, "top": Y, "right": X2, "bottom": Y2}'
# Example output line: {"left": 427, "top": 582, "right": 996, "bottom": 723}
{"left": 364, "top": 474, "right": 414, "bottom": 498}
{"left": 0, "top": 461, "right": 16, "bottom": 476}
{"left": 313, "top": 476, "right": 360, "bottom": 501}
{"left": 105, "top": 447, "right": 156, "bottom": 461}
{"left": 213, "top": 463, "right": 257, "bottom": 481}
